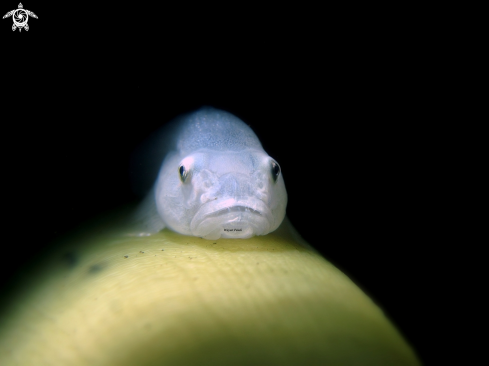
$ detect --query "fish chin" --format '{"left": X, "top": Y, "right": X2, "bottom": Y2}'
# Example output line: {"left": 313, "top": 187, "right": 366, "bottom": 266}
{"left": 190, "top": 199, "right": 273, "bottom": 240}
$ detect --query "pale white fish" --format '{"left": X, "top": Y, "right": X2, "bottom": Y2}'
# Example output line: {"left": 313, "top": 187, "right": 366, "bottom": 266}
{"left": 130, "top": 107, "right": 287, "bottom": 240}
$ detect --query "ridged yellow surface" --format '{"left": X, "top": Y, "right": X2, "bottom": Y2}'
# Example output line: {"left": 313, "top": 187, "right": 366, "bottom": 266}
{"left": 0, "top": 210, "right": 420, "bottom": 365}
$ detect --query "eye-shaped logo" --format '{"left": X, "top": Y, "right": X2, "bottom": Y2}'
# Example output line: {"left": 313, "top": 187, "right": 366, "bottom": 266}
{"left": 3, "top": 3, "right": 38, "bottom": 32}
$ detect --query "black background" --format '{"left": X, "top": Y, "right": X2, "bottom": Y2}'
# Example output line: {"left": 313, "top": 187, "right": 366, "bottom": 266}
{"left": 1, "top": 2, "right": 457, "bottom": 364}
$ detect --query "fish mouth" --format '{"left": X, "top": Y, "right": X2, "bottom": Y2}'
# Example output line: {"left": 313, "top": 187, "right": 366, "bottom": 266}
{"left": 190, "top": 198, "right": 273, "bottom": 240}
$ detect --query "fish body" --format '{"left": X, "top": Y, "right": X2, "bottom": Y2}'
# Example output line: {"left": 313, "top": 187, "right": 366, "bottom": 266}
{"left": 132, "top": 107, "right": 287, "bottom": 240}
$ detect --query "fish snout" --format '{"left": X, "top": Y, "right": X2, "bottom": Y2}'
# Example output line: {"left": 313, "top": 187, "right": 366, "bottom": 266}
{"left": 187, "top": 172, "right": 276, "bottom": 240}
{"left": 215, "top": 172, "right": 253, "bottom": 198}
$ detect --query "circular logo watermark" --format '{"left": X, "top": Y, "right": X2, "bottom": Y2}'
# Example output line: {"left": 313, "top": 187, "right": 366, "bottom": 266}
{"left": 3, "top": 3, "right": 38, "bottom": 32}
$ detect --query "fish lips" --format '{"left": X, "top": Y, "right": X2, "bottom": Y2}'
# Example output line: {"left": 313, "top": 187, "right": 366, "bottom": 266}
{"left": 190, "top": 198, "right": 273, "bottom": 240}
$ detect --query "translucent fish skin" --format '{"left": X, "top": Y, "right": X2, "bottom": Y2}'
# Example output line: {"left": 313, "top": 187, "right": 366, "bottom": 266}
{"left": 132, "top": 107, "right": 287, "bottom": 240}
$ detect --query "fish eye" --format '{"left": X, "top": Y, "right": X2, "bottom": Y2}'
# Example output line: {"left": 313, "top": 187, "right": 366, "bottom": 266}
{"left": 179, "top": 165, "right": 189, "bottom": 183}
{"left": 178, "top": 156, "right": 194, "bottom": 183}
{"left": 270, "top": 160, "right": 281, "bottom": 182}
